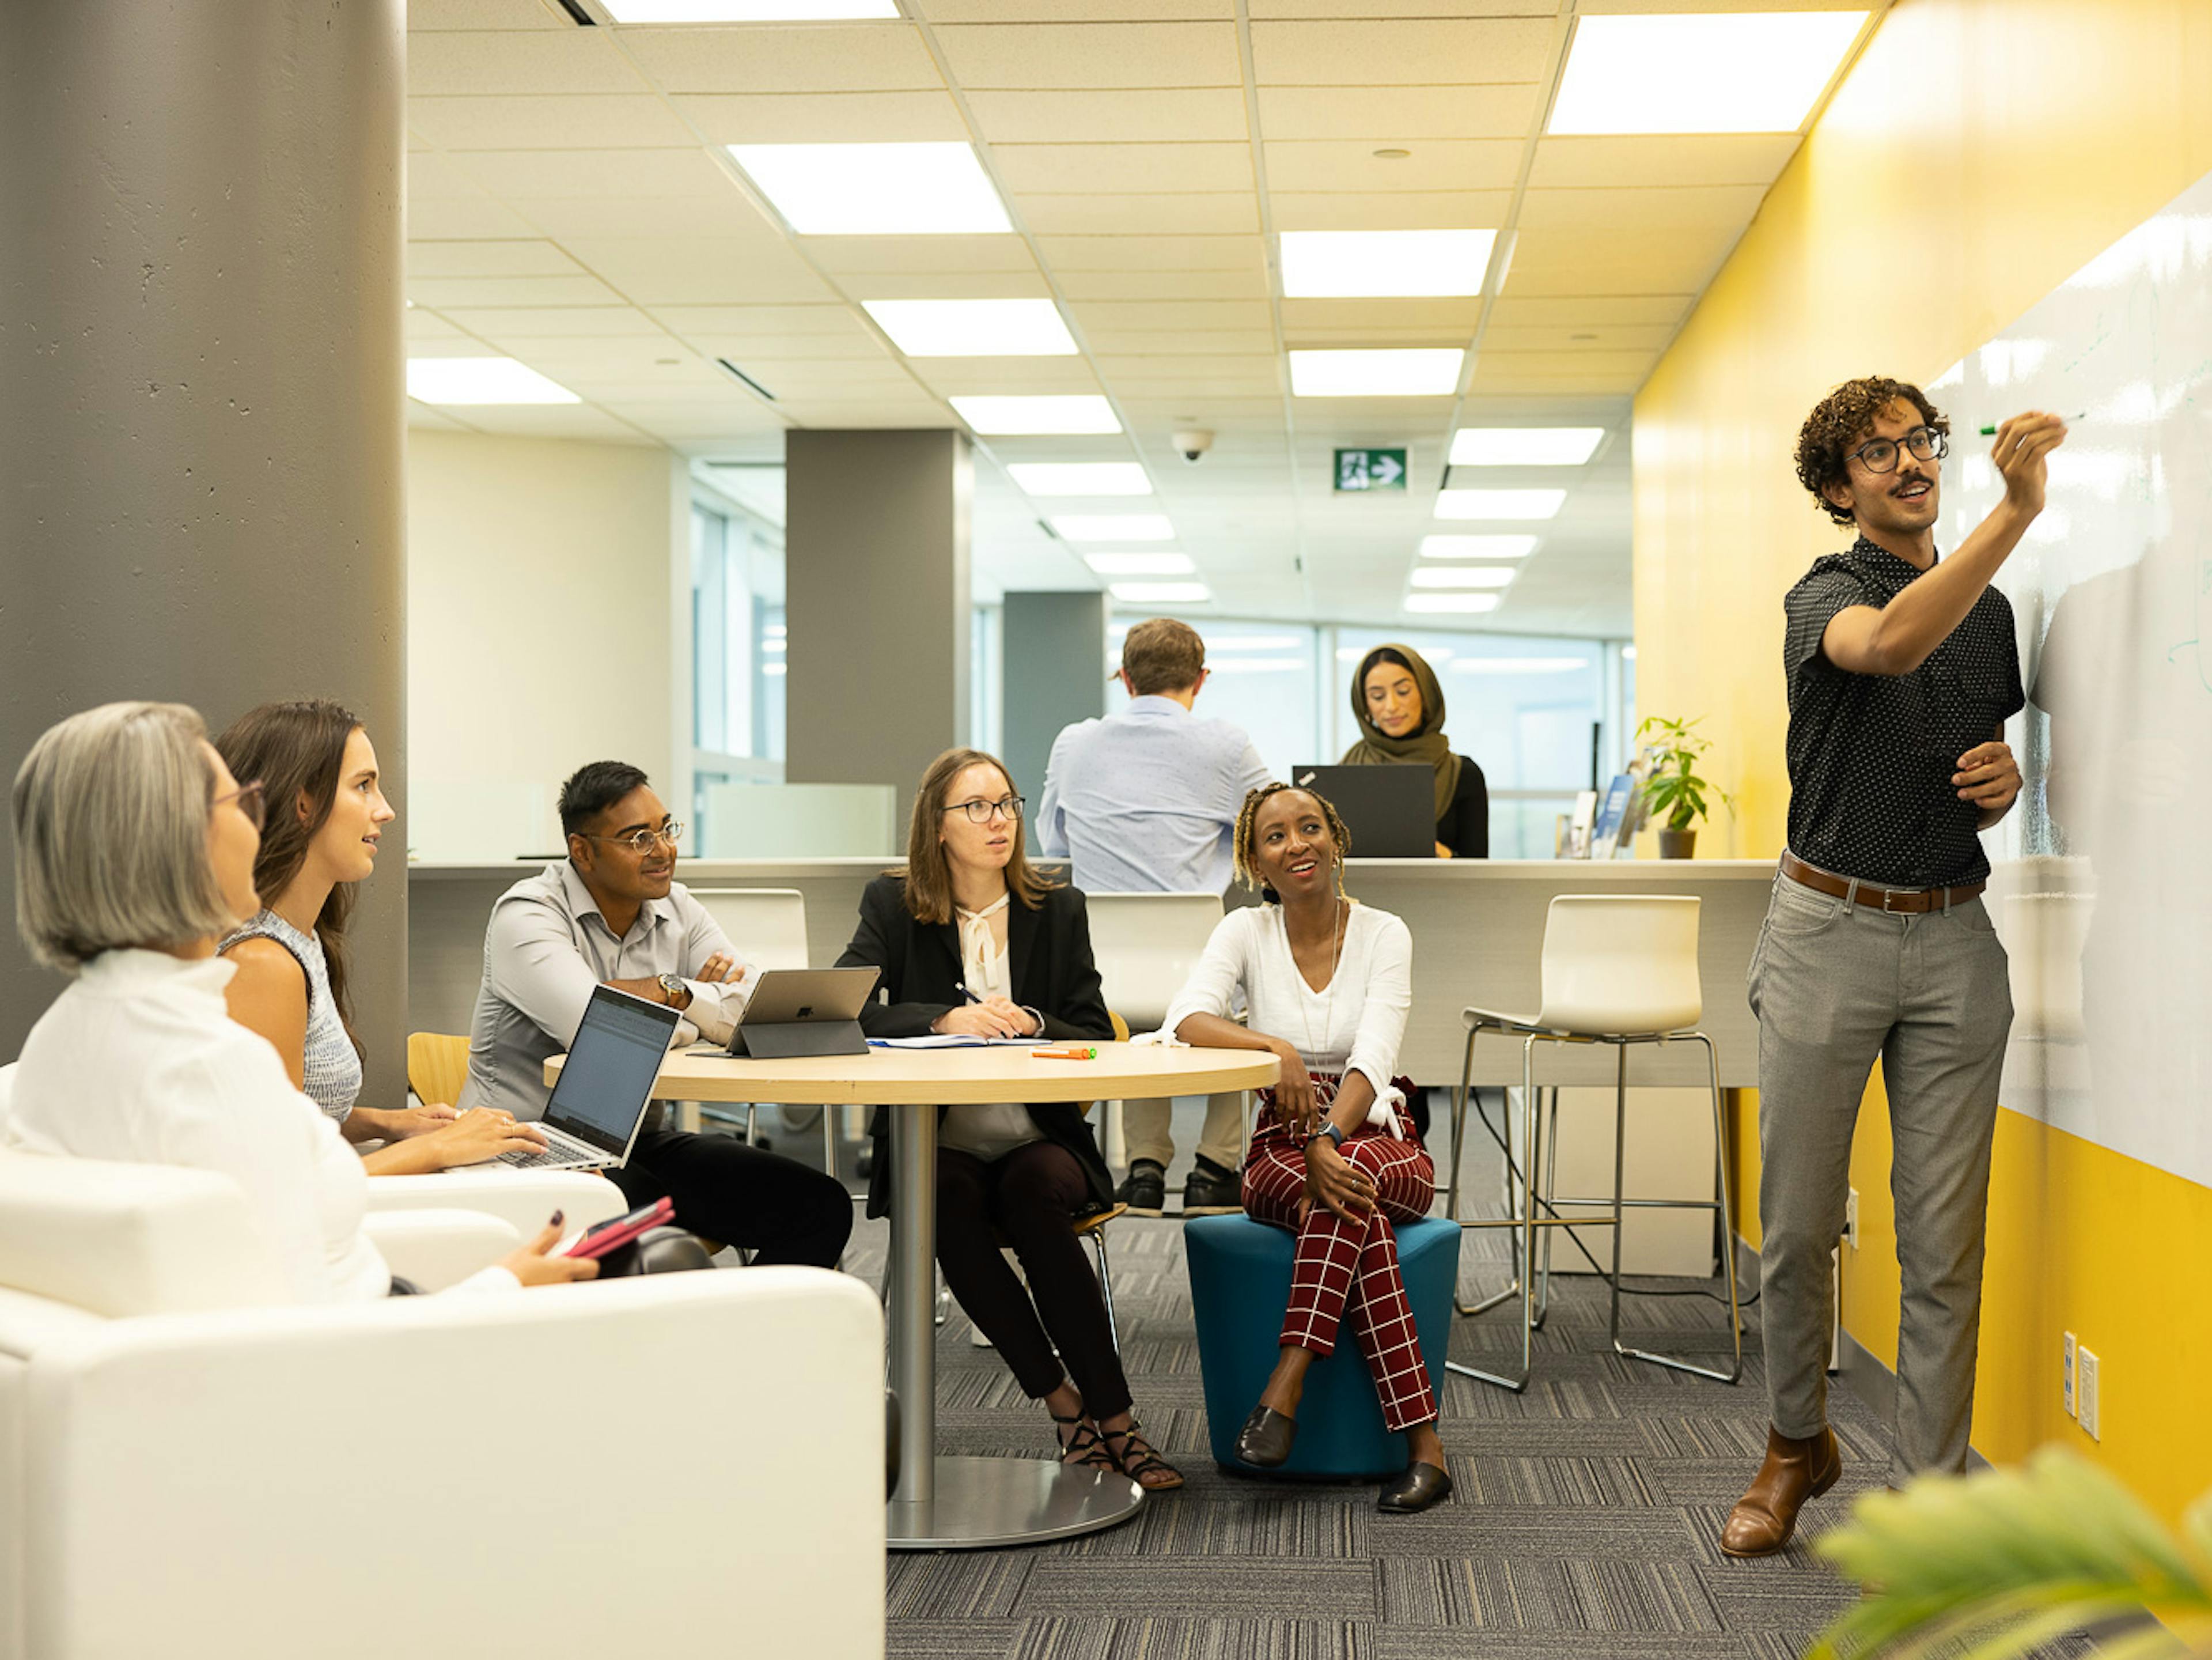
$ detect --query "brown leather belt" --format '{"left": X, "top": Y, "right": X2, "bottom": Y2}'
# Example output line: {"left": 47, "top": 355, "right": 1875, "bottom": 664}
{"left": 1780, "top": 850, "right": 1984, "bottom": 914}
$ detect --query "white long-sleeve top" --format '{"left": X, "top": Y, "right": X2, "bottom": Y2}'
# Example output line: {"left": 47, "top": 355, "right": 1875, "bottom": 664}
{"left": 1159, "top": 903, "right": 1413, "bottom": 1099}
{"left": 2, "top": 950, "right": 500, "bottom": 1305}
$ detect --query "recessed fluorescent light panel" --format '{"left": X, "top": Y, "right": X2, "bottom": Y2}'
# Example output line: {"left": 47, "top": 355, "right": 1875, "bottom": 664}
{"left": 406, "top": 357, "right": 579, "bottom": 405}
{"left": 1549, "top": 12, "right": 1869, "bottom": 135}
{"left": 729, "top": 143, "right": 1010, "bottom": 236}
{"left": 1406, "top": 593, "right": 1502, "bottom": 614}
{"left": 1289, "top": 349, "right": 1464, "bottom": 398}
{"left": 1419, "top": 534, "right": 1539, "bottom": 560}
{"left": 607, "top": 1, "right": 897, "bottom": 17}
{"left": 1448, "top": 427, "right": 1605, "bottom": 466}
{"left": 1111, "top": 581, "right": 1210, "bottom": 603}
{"left": 1279, "top": 229, "right": 1498, "bottom": 298}
{"left": 950, "top": 395, "right": 1120, "bottom": 434}
{"left": 1053, "top": 514, "right": 1175, "bottom": 542}
{"left": 863, "top": 299, "right": 1075, "bottom": 357}
{"left": 1007, "top": 463, "right": 1152, "bottom": 498}
{"left": 1411, "top": 567, "right": 1515, "bottom": 589}
{"left": 1435, "top": 489, "right": 1567, "bottom": 521}
{"left": 1083, "top": 552, "right": 1194, "bottom": 576}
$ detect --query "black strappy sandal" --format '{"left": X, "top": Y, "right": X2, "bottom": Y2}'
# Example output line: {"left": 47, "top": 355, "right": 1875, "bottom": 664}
{"left": 1100, "top": 1421, "right": 1185, "bottom": 1491}
{"left": 1053, "top": 1412, "right": 1115, "bottom": 1470}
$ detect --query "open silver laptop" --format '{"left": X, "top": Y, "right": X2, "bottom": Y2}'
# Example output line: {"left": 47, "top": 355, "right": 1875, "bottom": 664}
{"left": 484, "top": 986, "right": 680, "bottom": 1171}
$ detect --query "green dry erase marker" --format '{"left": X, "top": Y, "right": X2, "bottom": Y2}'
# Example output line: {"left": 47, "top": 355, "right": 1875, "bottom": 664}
{"left": 1979, "top": 413, "right": 2084, "bottom": 435}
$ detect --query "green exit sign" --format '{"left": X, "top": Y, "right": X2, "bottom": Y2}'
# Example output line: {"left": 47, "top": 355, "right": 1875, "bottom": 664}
{"left": 1334, "top": 448, "right": 1407, "bottom": 492}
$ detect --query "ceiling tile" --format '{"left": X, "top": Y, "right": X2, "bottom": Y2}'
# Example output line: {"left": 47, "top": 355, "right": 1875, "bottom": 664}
{"left": 1278, "top": 297, "right": 1482, "bottom": 330}
{"left": 564, "top": 236, "right": 840, "bottom": 305}
{"left": 441, "top": 307, "right": 680, "bottom": 339}
{"left": 1014, "top": 194, "right": 1260, "bottom": 235}
{"left": 1517, "top": 184, "right": 1768, "bottom": 232}
{"left": 1033, "top": 234, "right": 1264, "bottom": 271}
{"left": 671, "top": 90, "right": 967, "bottom": 143}
{"left": 1481, "top": 323, "right": 1672, "bottom": 351}
{"left": 501, "top": 194, "right": 773, "bottom": 239}
{"left": 1251, "top": 0, "right": 1562, "bottom": 14}
{"left": 1055, "top": 269, "right": 1268, "bottom": 300}
{"left": 838, "top": 272, "right": 1055, "bottom": 300}
{"left": 1262, "top": 139, "right": 1520, "bottom": 194}
{"left": 619, "top": 23, "right": 942, "bottom": 92}
{"left": 408, "top": 152, "right": 504, "bottom": 200}
{"left": 990, "top": 143, "right": 1255, "bottom": 195}
{"left": 649, "top": 303, "right": 879, "bottom": 341}
{"left": 1504, "top": 223, "right": 1744, "bottom": 296}
{"left": 454, "top": 148, "right": 737, "bottom": 199}
{"left": 434, "top": 405, "right": 658, "bottom": 441}
{"left": 1248, "top": 18, "right": 1554, "bottom": 85}
{"left": 798, "top": 235, "right": 1037, "bottom": 275}
{"left": 1270, "top": 190, "right": 1512, "bottom": 230}
{"left": 407, "top": 240, "right": 585, "bottom": 278}
{"left": 1529, "top": 134, "right": 1801, "bottom": 190}
{"left": 1279, "top": 324, "right": 1469, "bottom": 344}
{"left": 406, "top": 95, "right": 694, "bottom": 151}
{"left": 1096, "top": 356, "right": 1284, "bottom": 393}
{"left": 407, "top": 274, "right": 629, "bottom": 308}
{"left": 502, "top": 339, "right": 718, "bottom": 376}
{"left": 1084, "top": 327, "right": 1278, "bottom": 354}
{"left": 406, "top": 403, "right": 475, "bottom": 432}
{"left": 932, "top": 23, "right": 1243, "bottom": 89}
{"left": 408, "top": 32, "right": 650, "bottom": 96}
{"left": 1254, "top": 84, "right": 1537, "bottom": 139}
{"left": 917, "top": 0, "right": 1232, "bottom": 17}
{"left": 779, "top": 403, "right": 958, "bottom": 429}
{"left": 1475, "top": 348, "right": 1655, "bottom": 380}
{"left": 686, "top": 333, "right": 897, "bottom": 362}
{"left": 1069, "top": 298, "right": 1274, "bottom": 332}
{"left": 1485, "top": 295, "right": 1688, "bottom": 328}
{"left": 407, "top": 0, "right": 566, "bottom": 26}
{"left": 965, "top": 89, "right": 1251, "bottom": 144}
{"left": 403, "top": 308, "right": 471, "bottom": 341}
{"left": 906, "top": 359, "right": 1104, "bottom": 394}
{"left": 406, "top": 197, "right": 544, "bottom": 239}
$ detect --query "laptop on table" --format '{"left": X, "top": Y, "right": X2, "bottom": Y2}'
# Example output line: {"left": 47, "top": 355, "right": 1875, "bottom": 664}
{"left": 480, "top": 985, "right": 681, "bottom": 1172}
{"left": 1291, "top": 763, "right": 1437, "bottom": 859}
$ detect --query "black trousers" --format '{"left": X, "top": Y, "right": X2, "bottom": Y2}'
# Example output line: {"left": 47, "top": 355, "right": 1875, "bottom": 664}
{"left": 936, "top": 1141, "right": 1131, "bottom": 1422}
{"left": 612, "top": 1128, "right": 853, "bottom": 1269}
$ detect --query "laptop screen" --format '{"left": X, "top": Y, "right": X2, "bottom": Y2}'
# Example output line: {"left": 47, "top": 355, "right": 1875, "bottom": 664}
{"left": 544, "top": 988, "right": 680, "bottom": 1156}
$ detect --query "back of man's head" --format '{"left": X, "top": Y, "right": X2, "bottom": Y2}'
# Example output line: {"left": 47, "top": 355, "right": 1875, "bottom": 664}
{"left": 1119, "top": 618, "right": 1206, "bottom": 697}
{"left": 559, "top": 759, "right": 650, "bottom": 837}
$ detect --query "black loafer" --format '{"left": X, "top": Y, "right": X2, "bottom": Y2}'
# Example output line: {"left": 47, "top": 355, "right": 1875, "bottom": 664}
{"left": 1181, "top": 1156, "right": 1243, "bottom": 1216}
{"left": 1116, "top": 1160, "right": 1167, "bottom": 1217}
{"left": 1233, "top": 1404, "right": 1297, "bottom": 1469}
{"left": 1377, "top": 1461, "right": 1453, "bottom": 1514}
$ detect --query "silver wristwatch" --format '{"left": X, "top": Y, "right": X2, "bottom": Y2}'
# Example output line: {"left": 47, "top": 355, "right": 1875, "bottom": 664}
{"left": 657, "top": 973, "right": 688, "bottom": 1008}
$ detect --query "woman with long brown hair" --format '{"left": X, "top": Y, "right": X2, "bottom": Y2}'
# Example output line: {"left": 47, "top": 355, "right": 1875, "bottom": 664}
{"left": 836, "top": 746, "right": 1183, "bottom": 1491}
{"left": 216, "top": 701, "right": 547, "bottom": 1174}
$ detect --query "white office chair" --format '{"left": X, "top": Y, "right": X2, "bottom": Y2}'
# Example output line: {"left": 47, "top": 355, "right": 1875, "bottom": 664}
{"left": 685, "top": 887, "right": 843, "bottom": 1169}
{"left": 1445, "top": 894, "right": 1742, "bottom": 1393}
{"left": 1083, "top": 891, "right": 1239, "bottom": 1177}
{"left": 0, "top": 1149, "right": 884, "bottom": 1660}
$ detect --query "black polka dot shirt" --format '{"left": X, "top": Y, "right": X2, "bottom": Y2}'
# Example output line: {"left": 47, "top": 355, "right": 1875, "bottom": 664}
{"left": 1782, "top": 535, "right": 2025, "bottom": 888}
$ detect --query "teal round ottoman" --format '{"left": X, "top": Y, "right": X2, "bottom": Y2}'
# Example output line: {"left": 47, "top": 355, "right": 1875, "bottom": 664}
{"left": 1185, "top": 1213, "right": 1461, "bottom": 1480}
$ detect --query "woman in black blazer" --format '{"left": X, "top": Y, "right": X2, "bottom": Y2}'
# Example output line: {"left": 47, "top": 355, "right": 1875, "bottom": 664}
{"left": 838, "top": 746, "right": 1182, "bottom": 1492}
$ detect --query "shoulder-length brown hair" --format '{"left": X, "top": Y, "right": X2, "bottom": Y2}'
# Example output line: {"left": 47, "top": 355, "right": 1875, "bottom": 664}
{"left": 900, "top": 747, "right": 1058, "bottom": 925}
{"left": 213, "top": 699, "right": 368, "bottom": 1054}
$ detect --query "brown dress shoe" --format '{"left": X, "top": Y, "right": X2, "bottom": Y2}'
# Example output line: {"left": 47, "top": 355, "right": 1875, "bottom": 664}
{"left": 1719, "top": 1425, "right": 1842, "bottom": 1557}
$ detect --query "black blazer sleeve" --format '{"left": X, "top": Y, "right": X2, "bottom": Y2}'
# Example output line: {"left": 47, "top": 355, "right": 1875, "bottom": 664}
{"left": 835, "top": 874, "right": 955, "bottom": 1038}
{"left": 1440, "top": 756, "right": 1489, "bottom": 859}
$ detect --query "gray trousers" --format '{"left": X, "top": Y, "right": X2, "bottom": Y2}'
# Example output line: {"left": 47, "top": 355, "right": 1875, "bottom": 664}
{"left": 1747, "top": 870, "right": 2012, "bottom": 1481}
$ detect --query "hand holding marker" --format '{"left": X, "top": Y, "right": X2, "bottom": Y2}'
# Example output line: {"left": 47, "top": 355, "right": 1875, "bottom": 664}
{"left": 1979, "top": 413, "right": 2083, "bottom": 435}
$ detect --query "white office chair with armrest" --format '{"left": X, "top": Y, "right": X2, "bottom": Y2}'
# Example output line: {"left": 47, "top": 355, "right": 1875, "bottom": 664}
{"left": 687, "top": 887, "right": 844, "bottom": 1166}
{"left": 1084, "top": 893, "right": 1237, "bottom": 1179}
{"left": 0, "top": 1148, "right": 884, "bottom": 1660}
{"left": 1445, "top": 894, "right": 1741, "bottom": 1394}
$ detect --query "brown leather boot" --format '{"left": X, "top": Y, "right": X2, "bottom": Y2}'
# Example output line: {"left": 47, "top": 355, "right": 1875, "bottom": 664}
{"left": 1720, "top": 1425, "right": 1842, "bottom": 1557}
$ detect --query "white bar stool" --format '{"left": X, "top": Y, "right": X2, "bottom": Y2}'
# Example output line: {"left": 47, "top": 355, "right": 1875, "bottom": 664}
{"left": 1444, "top": 894, "right": 1742, "bottom": 1393}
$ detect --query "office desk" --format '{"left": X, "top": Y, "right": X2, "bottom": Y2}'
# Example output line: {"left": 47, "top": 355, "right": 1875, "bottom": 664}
{"left": 548, "top": 1040, "right": 1279, "bottom": 1551}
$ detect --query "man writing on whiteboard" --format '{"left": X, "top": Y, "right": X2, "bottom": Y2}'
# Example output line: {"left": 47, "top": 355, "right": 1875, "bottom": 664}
{"left": 1722, "top": 379, "right": 2066, "bottom": 1557}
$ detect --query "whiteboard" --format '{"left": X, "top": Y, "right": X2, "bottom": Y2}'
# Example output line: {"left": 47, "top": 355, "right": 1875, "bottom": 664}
{"left": 1927, "top": 167, "right": 2212, "bottom": 1189}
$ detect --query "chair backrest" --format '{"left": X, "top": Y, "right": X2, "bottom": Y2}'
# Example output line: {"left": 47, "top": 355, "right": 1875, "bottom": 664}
{"left": 0, "top": 1060, "right": 14, "bottom": 1118}
{"left": 1535, "top": 895, "right": 1703, "bottom": 1036}
{"left": 688, "top": 887, "right": 809, "bottom": 972}
{"left": 0, "top": 1150, "right": 287, "bottom": 1317}
{"left": 406, "top": 1031, "right": 471, "bottom": 1108}
{"left": 1084, "top": 891, "right": 1224, "bottom": 1033}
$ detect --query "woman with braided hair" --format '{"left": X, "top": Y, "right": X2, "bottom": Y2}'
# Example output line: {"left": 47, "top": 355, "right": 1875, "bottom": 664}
{"left": 1159, "top": 782, "right": 1449, "bottom": 1514}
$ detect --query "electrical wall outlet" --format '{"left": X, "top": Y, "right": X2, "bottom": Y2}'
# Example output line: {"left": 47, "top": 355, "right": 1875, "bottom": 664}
{"left": 2078, "top": 1345, "right": 2101, "bottom": 1440}
{"left": 1844, "top": 1187, "right": 1860, "bottom": 1250}
{"left": 2063, "top": 1332, "right": 2078, "bottom": 1417}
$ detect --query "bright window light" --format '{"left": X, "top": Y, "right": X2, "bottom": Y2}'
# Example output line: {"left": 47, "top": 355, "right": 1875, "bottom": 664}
{"left": 1406, "top": 593, "right": 1502, "bottom": 614}
{"left": 406, "top": 357, "right": 579, "bottom": 405}
{"left": 1622, "top": 644, "right": 1637, "bottom": 659}
{"left": 1435, "top": 489, "right": 1566, "bottom": 521}
{"left": 1549, "top": 12, "right": 1868, "bottom": 136}
{"left": 1206, "top": 657, "right": 1304, "bottom": 674}
{"left": 1280, "top": 229, "right": 1497, "bottom": 298}
{"left": 729, "top": 143, "right": 1010, "bottom": 236}
{"left": 1007, "top": 463, "right": 1152, "bottom": 497}
{"left": 1289, "top": 349, "right": 1464, "bottom": 398}
{"left": 951, "top": 395, "right": 1120, "bottom": 434}
{"left": 1054, "top": 514, "right": 1174, "bottom": 542}
{"left": 1420, "top": 534, "right": 1538, "bottom": 559}
{"left": 762, "top": 662, "right": 790, "bottom": 676}
{"left": 1111, "top": 581, "right": 1210, "bottom": 603}
{"left": 1411, "top": 566, "right": 1515, "bottom": 589}
{"left": 1453, "top": 656, "right": 1590, "bottom": 675}
{"left": 1338, "top": 645, "right": 1453, "bottom": 662}
{"left": 607, "top": 1, "right": 897, "bottom": 17}
{"left": 1205, "top": 635, "right": 1301, "bottom": 652}
{"left": 762, "top": 638, "right": 786, "bottom": 653}
{"left": 1083, "top": 552, "right": 1193, "bottom": 576}
{"left": 863, "top": 299, "right": 1075, "bottom": 357}
{"left": 1448, "top": 427, "right": 1604, "bottom": 466}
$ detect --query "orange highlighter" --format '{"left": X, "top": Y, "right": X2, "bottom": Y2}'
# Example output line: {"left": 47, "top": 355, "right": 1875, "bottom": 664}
{"left": 1031, "top": 1045, "right": 1097, "bottom": 1060}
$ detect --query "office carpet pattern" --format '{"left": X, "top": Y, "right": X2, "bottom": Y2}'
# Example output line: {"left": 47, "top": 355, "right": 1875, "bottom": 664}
{"left": 847, "top": 1209, "right": 2108, "bottom": 1660}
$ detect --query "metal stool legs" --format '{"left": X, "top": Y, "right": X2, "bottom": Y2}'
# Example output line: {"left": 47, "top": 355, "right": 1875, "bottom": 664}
{"left": 1086, "top": 1226, "right": 1120, "bottom": 1353}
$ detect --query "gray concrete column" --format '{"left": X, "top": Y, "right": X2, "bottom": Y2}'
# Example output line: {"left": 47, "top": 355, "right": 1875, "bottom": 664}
{"left": 784, "top": 430, "right": 972, "bottom": 832}
{"left": 1002, "top": 591, "right": 1109, "bottom": 850}
{"left": 1, "top": 1, "right": 409, "bottom": 1101}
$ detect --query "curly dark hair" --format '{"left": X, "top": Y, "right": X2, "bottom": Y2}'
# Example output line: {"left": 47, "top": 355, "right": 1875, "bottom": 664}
{"left": 1794, "top": 377, "right": 1949, "bottom": 527}
{"left": 1233, "top": 782, "right": 1351, "bottom": 906}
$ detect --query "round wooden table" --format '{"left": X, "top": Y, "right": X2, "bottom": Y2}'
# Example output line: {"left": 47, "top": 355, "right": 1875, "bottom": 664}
{"left": 546, "top": 1039, "right": 1279, "bottom": 1549}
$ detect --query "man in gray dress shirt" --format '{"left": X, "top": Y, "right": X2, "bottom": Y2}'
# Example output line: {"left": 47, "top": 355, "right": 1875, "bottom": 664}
{"left": 461, "top": 760, "right": 851, "bottom": 1266}
{"left": 1037, "top": 618, "right": 1274, "bottom": 1216}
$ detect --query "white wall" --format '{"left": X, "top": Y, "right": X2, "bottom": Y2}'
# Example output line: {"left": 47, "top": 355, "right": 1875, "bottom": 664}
{"left": 406, "top": 430, "right": 690, "bottom": 861}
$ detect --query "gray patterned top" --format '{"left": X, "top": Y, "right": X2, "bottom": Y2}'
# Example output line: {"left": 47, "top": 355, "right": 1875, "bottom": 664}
{"left": 221, "top": 910, "right": 363, "bottom": 1124}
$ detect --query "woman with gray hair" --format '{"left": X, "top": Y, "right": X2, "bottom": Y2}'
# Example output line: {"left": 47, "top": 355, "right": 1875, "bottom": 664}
{"left": 3, "top": 701, "right": 593, "bottom": 1302}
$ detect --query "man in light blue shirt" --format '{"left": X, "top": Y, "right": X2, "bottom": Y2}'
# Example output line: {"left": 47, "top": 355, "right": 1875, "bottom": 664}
{"left": 1037, "top": 618, "right": 1272, "bottom": 1215}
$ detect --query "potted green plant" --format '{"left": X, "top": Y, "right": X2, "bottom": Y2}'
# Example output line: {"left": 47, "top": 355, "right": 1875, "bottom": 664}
{"left": 1635, "top": 714, "right": 1734, "bottom": 859}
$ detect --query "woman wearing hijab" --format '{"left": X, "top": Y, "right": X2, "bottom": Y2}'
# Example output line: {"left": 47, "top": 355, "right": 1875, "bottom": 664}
{"left": 1340, "top": 644, "right": 1488, "bottom": 859}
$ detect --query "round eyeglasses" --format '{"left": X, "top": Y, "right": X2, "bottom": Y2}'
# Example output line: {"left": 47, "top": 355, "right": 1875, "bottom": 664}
{"left": 1848, "top": 425, "right": 1948, "bottom": 475}
{"left": 582, "top": 821, "right": 684, "bottom": 854}
{"left": 215, "top": 780, "right": 267, "bottom": 831}
{"left": 941, "top": 795, "right": 1025, "bottom": 825}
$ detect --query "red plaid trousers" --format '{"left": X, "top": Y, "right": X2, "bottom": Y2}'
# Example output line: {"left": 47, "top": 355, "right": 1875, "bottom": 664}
{"left": 1240, "top": 1073, "right": 1438, "bottom": 1432}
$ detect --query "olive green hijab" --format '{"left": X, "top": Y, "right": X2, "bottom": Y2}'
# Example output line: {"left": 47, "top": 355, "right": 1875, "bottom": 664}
{"left": 1341, "top": 644, "right": 1460, "bottom": 822}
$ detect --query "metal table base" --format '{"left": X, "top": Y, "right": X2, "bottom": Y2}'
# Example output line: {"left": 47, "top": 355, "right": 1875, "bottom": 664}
{"left": 888, "top": 1455, "right": 1143, "bottom": 1550}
